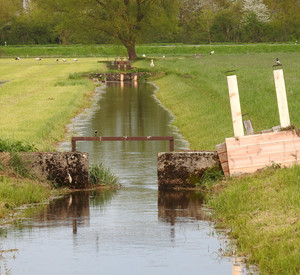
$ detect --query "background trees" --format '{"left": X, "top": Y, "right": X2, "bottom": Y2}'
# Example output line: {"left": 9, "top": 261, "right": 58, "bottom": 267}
{"left": 31, "top": 0, "right": 180, "bottom": 59}
{"left": 0, "top": 0, "right": 299, "bottom": 50}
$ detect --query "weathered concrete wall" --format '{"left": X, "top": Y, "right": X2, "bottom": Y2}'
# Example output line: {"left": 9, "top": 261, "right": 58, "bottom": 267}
{"left": 0, "top": 152, "right": 89, "bottom": 189}
{"left": 157, "top": 151, "right": 220, "bottom": 190}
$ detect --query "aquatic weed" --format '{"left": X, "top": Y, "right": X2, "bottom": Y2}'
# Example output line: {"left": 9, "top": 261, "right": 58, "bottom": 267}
{"left": 89, "top": 163, "right": 119, "bottom": 186}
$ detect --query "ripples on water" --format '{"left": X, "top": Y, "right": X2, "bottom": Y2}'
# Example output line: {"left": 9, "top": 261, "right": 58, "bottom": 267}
{"left": 0, "top": 82, "right": 250, "bottom": 274}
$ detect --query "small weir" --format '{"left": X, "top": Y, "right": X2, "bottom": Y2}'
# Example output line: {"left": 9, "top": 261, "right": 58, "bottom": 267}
{"left": 0, "top": 82, "right": 249, "bottom": 274}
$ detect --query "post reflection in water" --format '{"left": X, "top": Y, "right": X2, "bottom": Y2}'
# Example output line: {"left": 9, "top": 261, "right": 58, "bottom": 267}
{"left": 158, "top": 191, "right": 207, "bottom": 244}
{"left": 0, "top": 82, "right": 251, "bottom": 275}
{"left": 29, "top": 190, "right": 116, "bottom": 235}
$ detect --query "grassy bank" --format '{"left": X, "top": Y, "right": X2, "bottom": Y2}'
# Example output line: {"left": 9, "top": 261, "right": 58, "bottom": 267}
{"left": 134, "top": 51, "right": 300, "bottom": 149}
{"left": 207, "top": 165, "right": 300, "bottom": 274}
{"left": 0, "top": 174, "right": 54, "bottom": 219}
{"left": 0, "top": 57, "right": 102, "bottom": 151}
{"left": 0, "top": 56, "right": 115, "bottom": 220}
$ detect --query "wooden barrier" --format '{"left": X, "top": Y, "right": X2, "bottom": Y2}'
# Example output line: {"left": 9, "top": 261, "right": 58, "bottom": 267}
{"left": 225, "top": 131, "right": 300, "bottom": 176}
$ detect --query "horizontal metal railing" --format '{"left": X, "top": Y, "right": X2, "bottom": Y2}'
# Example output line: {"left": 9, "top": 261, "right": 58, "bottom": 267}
{"left": 71, "top": 136, "right": 174, "bottom": 152}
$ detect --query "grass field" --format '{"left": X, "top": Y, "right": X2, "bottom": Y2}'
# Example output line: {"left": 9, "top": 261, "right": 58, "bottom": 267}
{"left": 1, "top": 43, "right": 299, "bottom": 58}
{"left": 134, "top": 51, "right": 300, "bottom": 149}
{"left": 0, "top": 57, "right": 102, "bottom": 151}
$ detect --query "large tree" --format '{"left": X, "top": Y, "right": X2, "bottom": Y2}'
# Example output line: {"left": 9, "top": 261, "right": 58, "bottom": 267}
{"left": 35, "top": 0, "right": 180, "bottom": 59}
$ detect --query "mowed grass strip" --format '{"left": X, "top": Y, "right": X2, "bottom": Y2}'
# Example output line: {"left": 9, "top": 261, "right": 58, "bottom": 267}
{"left": 0, "top": 58, "right": 102, "bottom": 151}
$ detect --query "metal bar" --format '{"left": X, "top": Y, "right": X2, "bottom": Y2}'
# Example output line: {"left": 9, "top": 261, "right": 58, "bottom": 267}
{"left": 71, "top": 136, "right": 174, "bottom": 152}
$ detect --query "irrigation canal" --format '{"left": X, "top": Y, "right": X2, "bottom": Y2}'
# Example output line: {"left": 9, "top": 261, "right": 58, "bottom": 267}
{"left": 0, "top": 82, "right": 249, "bottom": 274}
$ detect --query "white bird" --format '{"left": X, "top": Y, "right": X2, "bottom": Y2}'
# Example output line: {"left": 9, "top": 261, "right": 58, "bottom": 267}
{"left": 15, "top": 57, "right": 20, "bottom": 60}
{"left": 35, "top": 57, "right": 41, "bottom": 61}
{"left": 162, "top": 55, "right": 166, "bottom": 59}
{"left": 142, "top": 54, "right": 146, "bottom": 58}
{"left": 67, "top": 195, "right": 72, "bottom": 208}
{"left": 210, "top": 50, "right": 214, "bottom": 55}
{"left": 150, "top": 59, "right": 155, "bottom": 67}
{"left": 62, "top": 58, "right": 67, "bottom": 62}
{"left": 73, "top": 58, "right": 78, "bottom": 61}
{"left": 276, "top": 58, "right": 281, "bottom": 65}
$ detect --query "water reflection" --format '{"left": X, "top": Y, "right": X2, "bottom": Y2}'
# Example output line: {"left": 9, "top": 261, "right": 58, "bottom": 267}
{"left": 158, "top": 191, "right": 207, "bottom": 225}
{"left": 27, "top": 190, "right": 116, "bottom": 234}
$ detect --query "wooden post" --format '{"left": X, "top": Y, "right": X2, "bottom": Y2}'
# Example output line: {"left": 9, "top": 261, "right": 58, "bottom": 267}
{"left": 227, "top": 74, "right": 244, "bottom": 137}
{"left": 71, "top": 138, "right": 76, "bottom": 152}
{"left": 273, "top": 68, "right": 290, "bottom": 128}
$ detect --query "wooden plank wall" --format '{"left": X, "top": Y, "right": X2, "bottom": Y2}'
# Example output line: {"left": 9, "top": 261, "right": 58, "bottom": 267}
{"left": 216, "top": 142, "right": 230, "bottom": 176}
{"left": 225, "top": 131, "right": 300, "bottom": 176}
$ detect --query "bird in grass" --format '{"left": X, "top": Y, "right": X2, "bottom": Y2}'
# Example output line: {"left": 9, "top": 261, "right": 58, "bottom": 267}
{"left": 210, "top": 50, "right": 215, "bottom": 55}
{"left": 35, "top": 57, "right": 41, "bottom": 61}
{"left": 276, "top": 58, "right": 281, "bottom": 65}
{"left": 62, "top": 58, "right": 67, "bottom": 62}
{"left": 15, "top": 57, "right": 20, "bottom": 60}
{"left": 150, "top": 59, "right": 155, "bottom": 67}
{"left": 142, "top": 54, "right": 146, "bottom": 58}
{"left": 94, "top": 130, "right": 98, "bottom": 136}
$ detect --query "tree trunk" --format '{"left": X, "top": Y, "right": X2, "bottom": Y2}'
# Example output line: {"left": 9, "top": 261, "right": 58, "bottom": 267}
{"left": 126, "top": 44, "right": 138, "bottom": 60}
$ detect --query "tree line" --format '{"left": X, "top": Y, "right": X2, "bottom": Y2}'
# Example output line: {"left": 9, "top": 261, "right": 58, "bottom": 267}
{"left": 0, "top": 0, "right": 299, "bottom": 58}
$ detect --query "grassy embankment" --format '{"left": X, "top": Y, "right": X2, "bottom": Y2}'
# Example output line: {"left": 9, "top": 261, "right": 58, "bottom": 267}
{"left": 0, "top": 57, "right": 108, "bottom": 219}
{"left": 133, "top": 46, "right": 300, "bottom": 274}
{"left": 0, "top": 44, "right": 299, "bottom": 272}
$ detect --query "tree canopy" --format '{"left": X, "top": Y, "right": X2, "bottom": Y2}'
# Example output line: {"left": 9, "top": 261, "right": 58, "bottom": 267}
{"left": 0, "top": 0, "right": 299, "bottom": 53}
{"left": 34, "top": 0, "right": 180, "bottom": 59}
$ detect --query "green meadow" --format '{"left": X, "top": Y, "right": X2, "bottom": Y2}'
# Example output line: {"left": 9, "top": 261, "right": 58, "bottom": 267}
{"left": 135, "top": 51, "right": 300, "bottom": 149}
{"left": 0, "top": 44, "right": 299, "bottom": 273}
{"left": 0, "top": 57, "right": 102, "bottom": 151}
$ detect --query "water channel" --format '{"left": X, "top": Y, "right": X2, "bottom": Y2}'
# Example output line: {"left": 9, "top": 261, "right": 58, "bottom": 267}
{"left": 0, "top": 82, "right": 247, "bottom": 274}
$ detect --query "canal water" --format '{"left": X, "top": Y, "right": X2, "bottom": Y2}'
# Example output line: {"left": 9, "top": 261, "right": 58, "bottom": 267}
{"left": 0, "top": 83, "right": 246, "bottom": 274}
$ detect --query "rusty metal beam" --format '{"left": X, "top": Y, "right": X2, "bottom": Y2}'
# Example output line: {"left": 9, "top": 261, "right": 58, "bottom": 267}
{"left": 71, "top": 136, "right": 174, "bottom": 152}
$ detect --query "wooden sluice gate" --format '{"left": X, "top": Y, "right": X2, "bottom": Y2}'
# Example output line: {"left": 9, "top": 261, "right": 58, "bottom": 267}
{"left": 217, "top": 67, "right": 300, "bottom": 177}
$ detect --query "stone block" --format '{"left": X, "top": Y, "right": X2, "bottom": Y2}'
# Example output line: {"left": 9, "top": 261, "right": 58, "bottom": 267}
{"left": 157, "top": 151, "right": 220, "bottom": 190}
{"left": 0, "top": 152, "right": 89, "bottom": 189}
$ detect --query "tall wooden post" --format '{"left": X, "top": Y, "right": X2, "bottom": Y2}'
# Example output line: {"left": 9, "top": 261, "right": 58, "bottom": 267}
{"left": 227, "top": 74, "right": 244, "bottom": 137}
{"left": 273, "top": 68, "right": 290, "bottom": 128}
